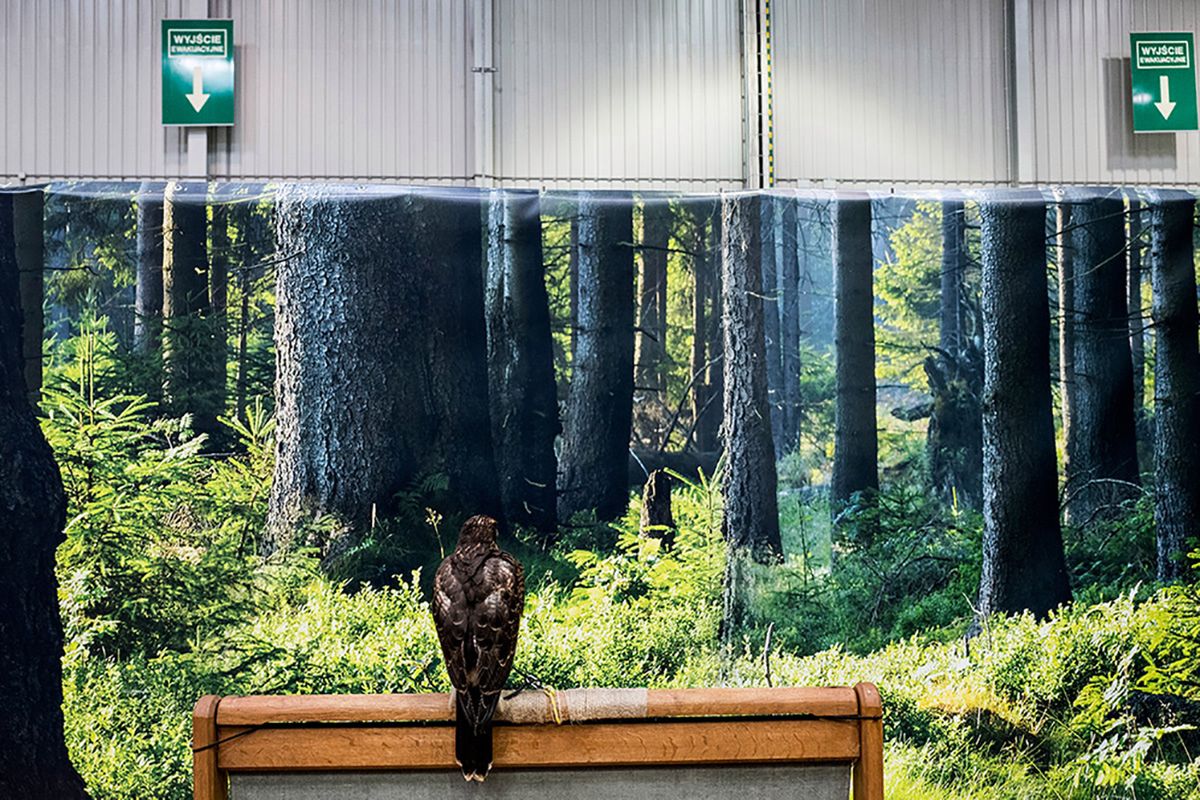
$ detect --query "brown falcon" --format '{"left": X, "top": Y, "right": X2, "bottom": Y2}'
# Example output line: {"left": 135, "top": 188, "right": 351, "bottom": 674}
{"left": 432, "top": 515, "right": 525, "bottom": 782}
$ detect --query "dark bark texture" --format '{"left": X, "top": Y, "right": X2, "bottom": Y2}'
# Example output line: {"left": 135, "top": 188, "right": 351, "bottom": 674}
{"left": 1128, "top": 198, "right": 1145, "bottom": 417}
{"left": 0, "top": 192, "right": 91, "bottom": 799}
{"left": 1148, "top": 192, "right": 1200, "bottom": 582}
{"left": 779, "top": 195, "right": 802, "bottom": 454}
{"left": 568, "top": 216, "right": 580, "bottom": 359}
{"left": 267, "top": 186, "right": 501, "bottom": 558}
{"left": 924, "top": 354, "right": 983, "bottom": 509}
{"left": 484, "top": 191, "right": 560, "bottom": 534}
{"left": 977, "top": 193, "right": 1071, "bottom": 619}
{"left": 557, "top": 192, "right": 636, "bottom": 523}
{"left": 635, "top": 199, "right": 670, "bottom": 393}
{"left": 162, "top": 180, "right": 222, "bottom": 438}
{"left": 1058, "top": 199, "right": 1075, "bottom": 465}
{"left": 927, "top": 199, "right": 982, "bottom": 509}
{"left": 706, "top": 209, "right": 726, "bottom": 452}
{"left": 831, "top": 196, "right": 878, "bottom": 519}
{"left": 690, "top": 203, "right": 711, "bottom": 451}
{"left": 695, "top": 202, "right": 724, "bottom": 453}
{"left": 1065, "top": 190, "right": 1140, "bottom": 526}
{"left": 13, "top": 189, "right": 44, "bottom": 407}
{"left": 209, "top": 192, "right": 230, "bottom": 423}
{"left": 760, "top": 195, "right": 784, "bottom": 455}
{"left": 234, "top": 263, "right": 251, "bottom": 423}
{"left": 134, "top": 183, "right": 165, "bottom": 359}
{"left": 231, "top": 189, "right": 271, "bottom": 423}
{"left": 720, "top": 193, "right": 782, "bottom": 563}
{"left": 939, "top": 199, "right": 965, "bottom": 355}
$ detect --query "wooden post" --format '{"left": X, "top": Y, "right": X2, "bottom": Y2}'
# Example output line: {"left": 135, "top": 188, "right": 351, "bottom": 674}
{"left": 12, "top": 190, "right": 43, "bottom": 407}
{"left": 193, "top": 695, "right": 226, "bottom": 800}
{"left": 852, "top": 682, "right": 884, "bottom": 800}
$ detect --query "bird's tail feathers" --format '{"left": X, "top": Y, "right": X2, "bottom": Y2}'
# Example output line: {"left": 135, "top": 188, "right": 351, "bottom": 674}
{"left": 455, "top": 690, "right": 499, "bottom": 782}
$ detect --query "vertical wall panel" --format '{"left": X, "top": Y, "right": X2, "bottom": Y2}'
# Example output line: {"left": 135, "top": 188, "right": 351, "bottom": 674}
{"left": 1026, "top": 0, "right": 1200, "bottom": 184}
{"left": 491, "top": 0, "right": 745, "bottom": 190}
{"left": 207, "top": 0, "right": 473, "bottom": 183}
{"left": 1, "top": 0, "right": 192, "bottom": 182}
{"left": 772, "top": 0, "right": 1013, "bottom": 185}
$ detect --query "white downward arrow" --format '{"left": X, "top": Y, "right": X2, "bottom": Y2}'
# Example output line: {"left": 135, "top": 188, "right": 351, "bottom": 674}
{"left": 1156, "top": 74, "right": 1176, "bottom": 119}
{"left": 186, "top": 66, "right": 210, "bottom": 113}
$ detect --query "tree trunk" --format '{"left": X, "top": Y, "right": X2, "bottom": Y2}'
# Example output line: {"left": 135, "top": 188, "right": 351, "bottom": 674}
{"left": 209, "top": 191, "right": 230, "bottom": 421}
{"left": 635, "top": 199, "right": 670, "bottom": 394}
{"left": 230, "top": 192, "right": 264, "bottom": 424}
{"left": 831, "top": 194, "right": 878, "bottom": 537}
{"left": 977, "top": 192, "right": 1071, "bottom": 619}
{"left": 162, "top": 180, "right": 222, "bottom": 439}
{"left": 1148, "top": 191, "right": 1200, "bottom": 582}
{"left": 798, "top": 257, "right": 814, "bottom": 341}
{"left": 707, "top": 210, "right": 726, "bottom": 449}
{"left": 1128, "top": 197, "right": 1145, "bottom": 418}
{"left": 234, "top": 262, "right": 251, "bottom": 423}
{"left": 639, "top": 469, "right": 676, "bottom": 549}
{"left": 924, "top": 353, "right": 983, "bottom": 510}
{"left": 760, "top": 195, "right": 784, "bottom": 455}
{"left": 939, "top": 199, "right": 965, "bottom": 356}
{"left": 1065, "top": 190, "right": 1140, "bottom": 526}
{"left": 779, "top": 194, "right": 802, "bottom": 455}
{"left": 13, "top": 189, "right": 43, "bottom": 408}
{"left": 927, "top": 198, "right": 982, "bottom": 509}
{"left": 267, "top": 186, "right": 501, "bottom": 558}
{"left": 796, "top": 199, "right": 825, "bottom": 345}
{"left": 568, "top": 215, "right": 580, "bottom": 360}
{"left": 689, "top": 204, "right": 710, "bottom": 452}
{"left": 268, "top": 186, "right": 412, "bottom": 555}
{"left": 696, "top": 201, "right": 724, "bottom": 453}
{"left": 1057, "top": 198, "right": 1075, "bottom": 479}
{"left": 0, "top": 192, "right": 91, "bottom": 799}
{"left": 134, "top": 182, "right": 165, "bottom": 361}
{"left": 484, "top": 190, "right": 560, "bottom": 534}
{"left": 557, "top": 192, "right": 636, "bottom": 523}
{"left": 721, "top": 193, "right": 782, "bottom": 563}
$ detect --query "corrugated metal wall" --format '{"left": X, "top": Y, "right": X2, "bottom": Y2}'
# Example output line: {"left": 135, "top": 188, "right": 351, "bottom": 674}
{"left": 7, "top": 0, "right": 1200, "bottom": 187}
{"left": 1021, "top": 0, "right": 1200, "bottom": 184}
{"left": 207, "top": 0, "right": 475, "bottom": 183}
{"left": 492, "top": 0, "right": 745, "bottom": 190}
{"left": 0, "top": 0, "right": 197, "bottom": 181}
{"left": 772, "top": 0, "right": 1014, "bottom": 185}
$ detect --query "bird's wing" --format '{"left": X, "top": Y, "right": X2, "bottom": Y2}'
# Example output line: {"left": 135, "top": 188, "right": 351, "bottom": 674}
{"left": 432, "top": 556, "right": 470, "bottom": 689}
{"left": 466, "top": 551, "right": 526, "bottom": 694}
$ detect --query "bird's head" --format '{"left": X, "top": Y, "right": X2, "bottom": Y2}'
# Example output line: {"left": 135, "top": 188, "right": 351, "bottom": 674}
{"left": 456, "top": 515, "right": 500, "bottom": 548}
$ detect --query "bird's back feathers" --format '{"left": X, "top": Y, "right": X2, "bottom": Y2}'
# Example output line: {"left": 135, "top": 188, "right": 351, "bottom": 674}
{"left": 431, "top": 516, "right": 525, "bottom": 781}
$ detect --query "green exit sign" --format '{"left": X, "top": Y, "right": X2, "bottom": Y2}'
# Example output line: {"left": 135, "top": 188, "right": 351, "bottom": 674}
{"left": 162, "top": 19, "right": 234, "bottom": 126}
{"left": 1130, "top": 32, "right": 1198, "bottom": 133}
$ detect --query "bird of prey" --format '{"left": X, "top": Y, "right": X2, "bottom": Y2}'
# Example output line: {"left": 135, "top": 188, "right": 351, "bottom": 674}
{"left": 432, "top": 515, "right": 526, "bottom": 782}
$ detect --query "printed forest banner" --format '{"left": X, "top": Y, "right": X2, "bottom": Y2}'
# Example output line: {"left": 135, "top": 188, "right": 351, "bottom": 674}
{"left": 1, "top": 182, "right": 1199, "bottom": 798}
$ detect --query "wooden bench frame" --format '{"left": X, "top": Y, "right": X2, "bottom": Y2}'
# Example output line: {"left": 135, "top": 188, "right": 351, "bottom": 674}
{"left": 193, "top": 684, "right": 883, "bottom": 800}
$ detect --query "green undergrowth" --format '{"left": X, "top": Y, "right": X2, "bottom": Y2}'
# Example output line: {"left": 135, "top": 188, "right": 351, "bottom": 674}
{"left": 45, "top": 326, "right": 1200, "bottom": 799}
{"left": 61, "top": 564, "right": 1200, "bottom": 799}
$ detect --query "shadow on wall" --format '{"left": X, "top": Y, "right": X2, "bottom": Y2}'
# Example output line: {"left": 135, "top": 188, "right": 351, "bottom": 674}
{"left": 1104, "top": 57, "right": 1177, "bottom": 172}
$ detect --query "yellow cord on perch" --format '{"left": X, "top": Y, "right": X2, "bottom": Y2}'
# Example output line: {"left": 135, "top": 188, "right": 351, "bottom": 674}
{"left": 494, "top": 687, "right": 649, "bottom": 724}
{"left": 543, "top": 687, "right": 562, "bottom": 725}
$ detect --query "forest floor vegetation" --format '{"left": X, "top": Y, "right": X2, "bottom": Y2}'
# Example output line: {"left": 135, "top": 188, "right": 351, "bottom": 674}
{"left": 47, "top": 326, "right": 1200, "bottom": 800}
